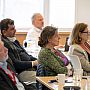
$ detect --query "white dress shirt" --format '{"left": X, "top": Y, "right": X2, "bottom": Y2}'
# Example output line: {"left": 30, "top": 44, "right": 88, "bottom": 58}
{"left": 25, "top": 26, "right": 42, "bottom": 58}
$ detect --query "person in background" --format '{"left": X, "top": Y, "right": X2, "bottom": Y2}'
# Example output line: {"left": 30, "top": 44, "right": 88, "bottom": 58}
{"left": 0, "top": 18, "right": 38, "bottom": 84}
{"left": 25, "top": 13, "right": 44, "bottom": 58}
{"left": 64, "top": 37, "right": 69, "bottom": 52}
{"left": 37, "top": 26, "right": 71, "bottom": 76}
{"left": 68, "top": 23, "right": 90, "bottom": 76}
{"left": 0, "top": 40, "right": 36, "bottom": 90}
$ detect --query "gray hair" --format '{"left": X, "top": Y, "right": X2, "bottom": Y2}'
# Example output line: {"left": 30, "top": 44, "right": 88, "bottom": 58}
{"left": 31, "top": 13, "right": 42, "bottom": 23}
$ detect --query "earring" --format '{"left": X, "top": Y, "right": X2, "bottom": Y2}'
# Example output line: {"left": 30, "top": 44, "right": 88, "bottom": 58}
{"left": 78, "top": 37, "right": 82, "bottom": 42}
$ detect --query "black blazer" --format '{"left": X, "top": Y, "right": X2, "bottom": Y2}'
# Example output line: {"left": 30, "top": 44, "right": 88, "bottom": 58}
{"left": 1, "top": 36, "right": 37, "bottom": 73}
{"left": 0, "top": 61, "right": 19, "bottom": 90}
{"left": 0, "top": 61, "right": 37, "bottom": 90}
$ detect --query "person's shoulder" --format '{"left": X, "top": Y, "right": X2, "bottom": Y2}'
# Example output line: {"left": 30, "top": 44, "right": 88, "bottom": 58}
{"left": 38, "top": 48, "right": 52, "bottom": 60}
{"left": 1, "top": 36, "right": 8, "bottom": 41}
{"left": 70, "top": 44, "right": 79, "bottom": 48}
{"left": 27, "top": 27, "right": 33, "bottom": 33}
{"left": 30, "top": 26, "right": 38, "bottom": 31}
{"left": 72, "top": 44, "right": 83, "bottom": 50}
{"left": 1, "top": 36, "right": 11, "bottom": 46}
{"left": 70, "top": 44, "right": 85, "bottom": 53}
{"left": 41, "top": 48, "right": 51, "bottom": 51}
{"left": 39, "top": 48, "right": 52, "bottom": 56}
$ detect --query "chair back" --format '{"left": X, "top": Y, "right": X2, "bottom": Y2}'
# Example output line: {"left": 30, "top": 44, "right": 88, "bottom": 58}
{"left": 36, "top": 64, "right": 49, "bottom": 90}
{"left": 67, "top": 55, "right": 82, "bottom": 69}
{"left": 36, "top": 64, "right": 48, "bottom": 76}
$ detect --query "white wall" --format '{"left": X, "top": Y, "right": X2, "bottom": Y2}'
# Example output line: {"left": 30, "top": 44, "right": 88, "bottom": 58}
{"left": 75, "top": 0, "right": 90, "bottom": 28}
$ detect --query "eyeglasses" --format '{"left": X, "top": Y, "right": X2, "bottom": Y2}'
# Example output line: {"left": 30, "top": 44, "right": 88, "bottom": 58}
{"left": 81, "top": 31, "right": 89, "bottom": 34}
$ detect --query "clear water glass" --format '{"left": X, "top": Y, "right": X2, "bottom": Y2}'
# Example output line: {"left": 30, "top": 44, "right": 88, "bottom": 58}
{"left": 73, "top": 69, "right": 83, "bottom": 82}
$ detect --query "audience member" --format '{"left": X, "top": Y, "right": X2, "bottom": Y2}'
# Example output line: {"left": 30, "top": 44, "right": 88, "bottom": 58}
{"left": 68, "top": 23, "right": 90, "bottom": 76}
{"left": 25, "top": 13, "right": 44, "bottom": 57}
{"left": 64, "top": 37, "right": 69, "bottom": 52}
{"left": 37, "top": 26, "right": 70, "bottom": 76}
{"left": 0, "top": 40, "right": 36, "bottom": 90}
{"left": 0, "top": 18, "right": 38, "bottom": 83}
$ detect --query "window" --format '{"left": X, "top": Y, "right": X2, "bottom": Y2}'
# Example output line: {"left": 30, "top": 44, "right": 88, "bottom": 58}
{"left": 0, "top": 0, "right": 44, "bottom": 31}
{"left": 0, "top": 0, "right": 75, "bottom": 32}
{"left": 49, "top": 0, "right": 75, "bottom": 30}
{"left": 0, "top": 0, "right": 5, "bottom": 20}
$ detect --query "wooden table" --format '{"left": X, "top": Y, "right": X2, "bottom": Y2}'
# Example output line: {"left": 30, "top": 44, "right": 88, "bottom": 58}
{"left": 36, "top": 76, "right": 87, "bottom": 90}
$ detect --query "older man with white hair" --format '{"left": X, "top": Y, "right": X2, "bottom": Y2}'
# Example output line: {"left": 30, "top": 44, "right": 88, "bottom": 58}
{"left": 25, "top": 13, "right": 44, "bottom": 58}
{"left": 0, "top": 40, "right": 36, "bottom": 90}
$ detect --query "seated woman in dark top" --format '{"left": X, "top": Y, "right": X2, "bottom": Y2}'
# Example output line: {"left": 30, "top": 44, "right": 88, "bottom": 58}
{"left": 37, "top": 26, "right": 72, "bottom": 76}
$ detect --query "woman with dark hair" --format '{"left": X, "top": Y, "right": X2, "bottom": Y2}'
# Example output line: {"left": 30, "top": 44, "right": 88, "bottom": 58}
{"left": 68, "top": 23, "right": 90, "bottom": 76}
{"left": 37, "top": 26, "right": 70, "bottom": 76}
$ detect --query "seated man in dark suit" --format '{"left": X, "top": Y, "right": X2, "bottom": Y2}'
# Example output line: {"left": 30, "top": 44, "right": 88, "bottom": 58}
{"left": 0, "top": 18, "right": 38, "bottom": 84}
{"left": 0, "top": 40, "right": 36, "bottom": 90}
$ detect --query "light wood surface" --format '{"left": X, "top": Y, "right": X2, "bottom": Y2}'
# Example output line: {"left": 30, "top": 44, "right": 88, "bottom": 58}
{"left": 15, "top": 32, "right": 70, "bottom": 46}
{"left": 36, "top": 76, "right": 87, "bottom": 90}
{"left": 36, "top": 76, "right": 60, "bottom": 90}
{"left": 15, "top": 32, "right": 27, "bottom": 45}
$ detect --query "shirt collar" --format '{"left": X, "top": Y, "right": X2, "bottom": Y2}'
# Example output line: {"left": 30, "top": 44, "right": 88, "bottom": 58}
{"left": 32, "top": 25, "right": 42, "bottom": 33}
{"left": 7, "top": 37, "right": 16, "bottom": 42}
{"left": 0, "top": 61, "right": 7, "bottom": 70}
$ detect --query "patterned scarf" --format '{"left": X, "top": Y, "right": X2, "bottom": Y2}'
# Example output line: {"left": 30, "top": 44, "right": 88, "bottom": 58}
{"left": 0, "top": 62, "right": 16, "bottom": 85}
{"left": 53, "top": 48, "right": 69, "bottom": 66}
{"left": 80, "top": 42, "right": 90, "bottom": 55}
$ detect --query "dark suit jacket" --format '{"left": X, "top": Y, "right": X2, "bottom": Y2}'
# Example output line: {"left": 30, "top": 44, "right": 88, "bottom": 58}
{"left": 1, "top": 36, "right": 37, "bottom": 73}
{"left": 0, "top": 61, "right": 19, "bottom": 90}
{"left": 0, "top": 60, "right": 37, "bottom": 90}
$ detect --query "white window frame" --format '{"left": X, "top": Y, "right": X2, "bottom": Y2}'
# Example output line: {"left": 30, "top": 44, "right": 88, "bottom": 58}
{"left": 0, "top": 0, "right": 75, "bottom": 32}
